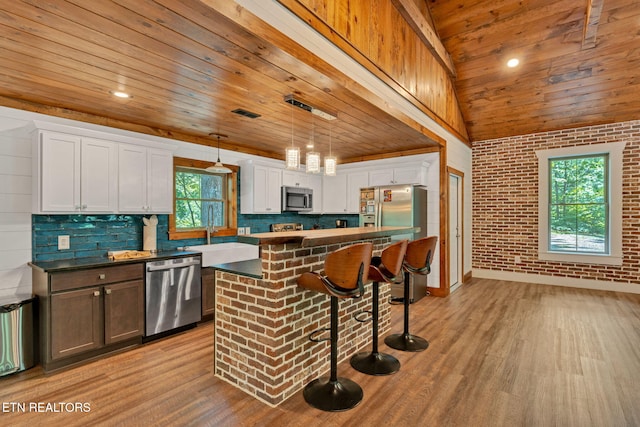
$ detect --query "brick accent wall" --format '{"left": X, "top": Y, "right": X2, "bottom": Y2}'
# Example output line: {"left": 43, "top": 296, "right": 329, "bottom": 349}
{"left": 473, "top": 120, "right": 640, "bottom": 286}
{"left": 214, "top": 237, "right": 391, "bottom": 406}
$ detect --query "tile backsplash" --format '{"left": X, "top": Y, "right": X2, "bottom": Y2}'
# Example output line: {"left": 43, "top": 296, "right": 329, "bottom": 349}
{"left": 32, "top": 213, "right": 358, "bottom": 262}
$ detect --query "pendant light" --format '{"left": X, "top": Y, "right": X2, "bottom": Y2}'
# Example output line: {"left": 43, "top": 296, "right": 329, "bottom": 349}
{"left": 324, "top": 126, "right": 337, "bottom": 176}
{"left": 206, "top": 133, "right": 232, "bottom": 174}
{"left": 285, "top": 95, "right": 300, "bottom": 170}
{"left": 305, "top": 119, "right": 321, "bottom": 174}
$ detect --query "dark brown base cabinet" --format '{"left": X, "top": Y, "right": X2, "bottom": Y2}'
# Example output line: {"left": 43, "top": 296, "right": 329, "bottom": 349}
{"left": 33, "top": 263, "right": 145, "bottom": 372}
{"left": 201, "top": 267, "right": 215, "bottom": 319}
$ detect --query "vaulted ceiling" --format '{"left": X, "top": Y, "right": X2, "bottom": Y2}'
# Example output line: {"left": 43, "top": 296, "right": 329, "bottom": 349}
{"left": 0, "top": 0, "right": 638, "bottom": 162}
{"left": 427, "top": 0, "right": 640, "bottom": 142}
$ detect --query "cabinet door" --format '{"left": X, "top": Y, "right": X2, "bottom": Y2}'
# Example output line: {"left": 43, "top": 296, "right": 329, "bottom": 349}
{"left": 104, "top": 280, "right": 144, "bottom": 344}
{"left": 39, "top": 132, "right": 81, "bottom": 212}
{"left": 393, "top": 167, "right": 422, "bottom": 185}
{"left": 322, "top": 174, "right": 348, "bottom": 213}
{"left": 201, "top": 267, "right": 215, "bottom": 317}
{"left": 346, "top": 171, "right": 370, "bottom": 213}
{"left": 266, "top": 167, "right": 282, "bottom": 212}
{"left": 282, "top": 170, "right": 310, "bottom": 188}
{"left": 306, "top": 174, "right": 322, "bottom": 214}
{"left": 147, "top": 149, "right": 173, "bottom": 213}
{"left": 118, "top": 144, "right": 148, "bottom": 212}
{"left": 368, "top": 169, "right": 394, "bottom": 186}
{"left": 252, "top": 165, "right": 270, "bottom": 212}
{"left": 252, "top": 165, "right": 282, "bottom": 213}
{"left": 81, "top": 138, "right": 117, "bottom": 212}
{"left": 51, "top": 287, "right": 103, "bottom": 360}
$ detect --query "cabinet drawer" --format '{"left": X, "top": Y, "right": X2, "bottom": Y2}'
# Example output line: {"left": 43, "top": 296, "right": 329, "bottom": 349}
{"left": 50, "top": 263, "right": 144, "bottom": 292}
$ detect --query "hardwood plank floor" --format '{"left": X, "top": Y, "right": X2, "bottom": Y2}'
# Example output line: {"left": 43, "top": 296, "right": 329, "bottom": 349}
{"left": 2, "top": 278, "right": 640, "bottom": 426}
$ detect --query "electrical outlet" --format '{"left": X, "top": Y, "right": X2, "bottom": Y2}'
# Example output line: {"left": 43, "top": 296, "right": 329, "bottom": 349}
{"left": 515, "top": 255, "right": 521, "bottom": 263}
{"left": 245, "top": 227, "right": 250, "bottom": 235}
{"left": 58, "top": 235, "right": 70, "bottom": 250}
{"left": 237, "top": 227, "right": 245, "bottom": 235}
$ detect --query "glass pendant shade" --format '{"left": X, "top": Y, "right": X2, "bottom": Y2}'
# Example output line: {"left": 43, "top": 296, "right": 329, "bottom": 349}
{"left": 285, "top": 146, "right": 300, "bottom": 170}
{"left": 324, "top": 155, "right": 337, "bottom": 176}
{"left": 306, "top": 151, "right": 321, "bottom": 174}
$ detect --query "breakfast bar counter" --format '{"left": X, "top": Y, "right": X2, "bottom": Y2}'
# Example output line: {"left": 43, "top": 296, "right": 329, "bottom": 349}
{"left": 238, "top": 226, "right": 416, "bottom": 247}
{"left": 214, "top": 226, "right": 415, "bottom": 406}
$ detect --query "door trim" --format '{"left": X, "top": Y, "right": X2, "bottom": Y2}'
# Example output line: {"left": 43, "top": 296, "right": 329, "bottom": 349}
{"left": 447, "top": 166, "right": 464, "bottom": 291}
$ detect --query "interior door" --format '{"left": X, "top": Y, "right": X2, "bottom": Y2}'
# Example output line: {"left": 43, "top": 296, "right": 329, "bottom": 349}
{"left": 449, "top": 173, "right": 463, "bottom": 291}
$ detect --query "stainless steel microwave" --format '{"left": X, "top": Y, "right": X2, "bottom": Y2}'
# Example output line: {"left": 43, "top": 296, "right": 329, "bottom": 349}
{"left": 281, "top": 186, "right": 313, "bottom": 212}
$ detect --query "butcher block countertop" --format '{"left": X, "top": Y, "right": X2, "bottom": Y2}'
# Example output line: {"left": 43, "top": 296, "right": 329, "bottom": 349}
{"left": 238, "top": 226, "right": 417, "bottom": 247}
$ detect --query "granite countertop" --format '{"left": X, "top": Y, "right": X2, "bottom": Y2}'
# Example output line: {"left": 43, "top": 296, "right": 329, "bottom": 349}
{"left": 209, "top": 259, "right": 263, "bottom": 279}
{"left": 29, "top": 250, "right": 201, "bottom": 273}
{"left": 238, "top": 226, "right": 417, "bottom": 247}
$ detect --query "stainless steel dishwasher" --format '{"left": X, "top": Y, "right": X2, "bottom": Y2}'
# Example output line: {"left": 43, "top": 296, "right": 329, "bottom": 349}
{"left": 145, "top": 256, "right": 201, "bottom": 337}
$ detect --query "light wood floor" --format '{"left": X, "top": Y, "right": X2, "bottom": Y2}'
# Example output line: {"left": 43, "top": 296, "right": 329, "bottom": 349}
{"left": 2, "top": 278, "right": 640, "bottom": 426}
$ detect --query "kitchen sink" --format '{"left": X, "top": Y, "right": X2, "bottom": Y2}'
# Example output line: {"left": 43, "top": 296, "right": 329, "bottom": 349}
{"left": 184, "top": 242, "right": 259, "bottom": 267}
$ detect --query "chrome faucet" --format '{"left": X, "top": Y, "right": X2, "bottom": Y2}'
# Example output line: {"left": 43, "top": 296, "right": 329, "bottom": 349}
{"left": 206, "top": 204, "right": 215, "bottom": 245}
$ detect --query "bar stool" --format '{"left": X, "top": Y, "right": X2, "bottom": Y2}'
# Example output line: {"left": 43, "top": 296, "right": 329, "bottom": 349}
{"left": 297, "top": 242, "right": 373, "bottom": 412}
{"left": 385, "top": 236, "right": 438, "bottom": 352}
{"left": 350, "top": 239, "right": 408, "bottom": 376}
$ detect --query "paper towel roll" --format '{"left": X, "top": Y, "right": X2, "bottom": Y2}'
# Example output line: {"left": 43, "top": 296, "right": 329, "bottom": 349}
{"left": 143, "top": 225, "right": 157, "bottom": 253}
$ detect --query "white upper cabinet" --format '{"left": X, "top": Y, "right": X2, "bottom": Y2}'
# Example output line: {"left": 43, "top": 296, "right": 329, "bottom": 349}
{"left": 346, "top": 171, "right": 369, "bottom": 213}
{"left": 240, "top": 161, "right": 282, "bottom": 214}
{"left": 305, "top": 174, "right": 322, "bottom": 214}
{"left": 321, "top": 174, "right": 348, "bottom": 213}
{"left": 321, "top": 171, "right": 367, "bottom": 214}
{"left": 146, "top": 149, "right": 174, "bottom": 213}
{"left": 281, "top": 170, "right": 311, "bottom": 188}
{"left": 118, "top": 144, "right": 173, "bottom": 213}
{"left": 81, "top": 138, "right": 118, "bottom": 212}
{"left": 34, "top": 131, "right": 117, "bottom": 213}
{"left": 368, "top": 166, "right": 423, "bottom": 186}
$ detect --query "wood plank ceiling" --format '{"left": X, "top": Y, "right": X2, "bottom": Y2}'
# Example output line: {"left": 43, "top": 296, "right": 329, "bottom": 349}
{"left": 0, "top": 0, "right": 442, "bottom": 163}
{"left": 0, "top": 0, "right": 638, "bottom": 160}
{"left": 427, "top": 0, "right": 640, "bottom": 142}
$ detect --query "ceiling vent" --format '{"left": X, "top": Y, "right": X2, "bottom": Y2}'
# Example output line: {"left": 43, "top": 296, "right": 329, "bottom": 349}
{"left": 231, "top": 108, "right": 261, "bottom": 119}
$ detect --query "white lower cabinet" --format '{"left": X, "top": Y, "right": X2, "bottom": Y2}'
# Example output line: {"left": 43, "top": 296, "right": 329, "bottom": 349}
{"left": 118, "top": 144, "right": 173, "bottom": 213}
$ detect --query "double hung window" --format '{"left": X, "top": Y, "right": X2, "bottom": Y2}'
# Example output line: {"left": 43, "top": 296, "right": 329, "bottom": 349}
{"left": 536, "top": 142, "right": 625, "bottom": 265}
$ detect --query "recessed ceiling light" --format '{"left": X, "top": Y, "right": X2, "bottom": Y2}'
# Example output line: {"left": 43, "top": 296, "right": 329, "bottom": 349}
{"left": 507, "top": 58, "right": 520, "bottom": 68}
{"left": 111, "top": 90, "right": 131, "bottom": 99}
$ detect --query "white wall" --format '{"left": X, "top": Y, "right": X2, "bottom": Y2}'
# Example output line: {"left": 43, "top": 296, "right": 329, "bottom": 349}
{"left": 447, "top": 138, "right": 473, "bottom": 278}
{"left": 0, "top": 114, "right": 33, "bottom": 297}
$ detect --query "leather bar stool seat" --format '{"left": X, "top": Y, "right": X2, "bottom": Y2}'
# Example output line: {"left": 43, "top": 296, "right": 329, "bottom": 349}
{"left": 297, "top": 242, "right": 373, "bottom": 412}
{"left": 385, "top": 236, "right": 438, "bottom": 352}
{"left": 350, "top": 239, "right": 408, "bottom": 375}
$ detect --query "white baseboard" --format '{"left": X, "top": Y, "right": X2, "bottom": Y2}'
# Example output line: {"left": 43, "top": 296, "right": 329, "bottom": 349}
{"left": 473, "top": 269, "right": 640, "bottom": 294}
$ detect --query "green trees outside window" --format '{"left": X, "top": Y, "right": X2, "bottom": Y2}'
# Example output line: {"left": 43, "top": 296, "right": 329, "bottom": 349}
{"left": 549, "top": 154, "right": 608, "bottom": 253}
{"left": 175, "top": 167, "right": 227, "bottom": 230}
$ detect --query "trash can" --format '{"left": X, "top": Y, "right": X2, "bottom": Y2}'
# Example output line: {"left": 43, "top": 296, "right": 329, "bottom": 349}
{"left": 0, "top": 295, "right": 36, "bottom": 376}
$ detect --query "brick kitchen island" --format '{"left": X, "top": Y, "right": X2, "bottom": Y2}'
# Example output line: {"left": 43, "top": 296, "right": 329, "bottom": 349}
{"left": 212, "top": 227, "right": 416, "bottom": 406}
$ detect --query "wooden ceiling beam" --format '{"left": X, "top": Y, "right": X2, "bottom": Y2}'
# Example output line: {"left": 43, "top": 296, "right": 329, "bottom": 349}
{"left": 583, "top": 0, "right": 605, "bottom": 49}
{"left": 391, "top": 0, "right": 456, "bottom": 77}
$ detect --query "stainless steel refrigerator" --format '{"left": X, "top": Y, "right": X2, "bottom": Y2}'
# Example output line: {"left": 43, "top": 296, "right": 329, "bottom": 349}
{"left": 359, "top": 184, "right": 429, "bottom": 302}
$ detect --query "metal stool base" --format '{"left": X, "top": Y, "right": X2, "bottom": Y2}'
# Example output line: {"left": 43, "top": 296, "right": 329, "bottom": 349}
{"left": 384, "top": 333, "right": 429, "bottom": 352}
{"left": 302, "top": 377, "right": 363, "bottom": 412}
{"left": 350, "top": 352, "right": 400, "bottom": 376}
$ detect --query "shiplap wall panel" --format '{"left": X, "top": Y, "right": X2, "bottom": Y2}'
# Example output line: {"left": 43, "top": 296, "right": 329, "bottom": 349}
{"left": 0, "top": 123, "right": 32, "bottom": 297}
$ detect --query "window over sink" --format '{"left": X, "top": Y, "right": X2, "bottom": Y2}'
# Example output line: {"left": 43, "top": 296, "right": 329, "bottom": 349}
{"left": 169, "top": 157, "right": 238, "bottom": 240}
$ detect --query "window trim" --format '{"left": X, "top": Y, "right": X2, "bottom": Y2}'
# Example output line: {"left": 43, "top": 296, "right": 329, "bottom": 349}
{"left": 169, "top": 157, "right": 238, "bottom": 240}
{"left": 536, "top": 142, "right": 625, "bottom": 266}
